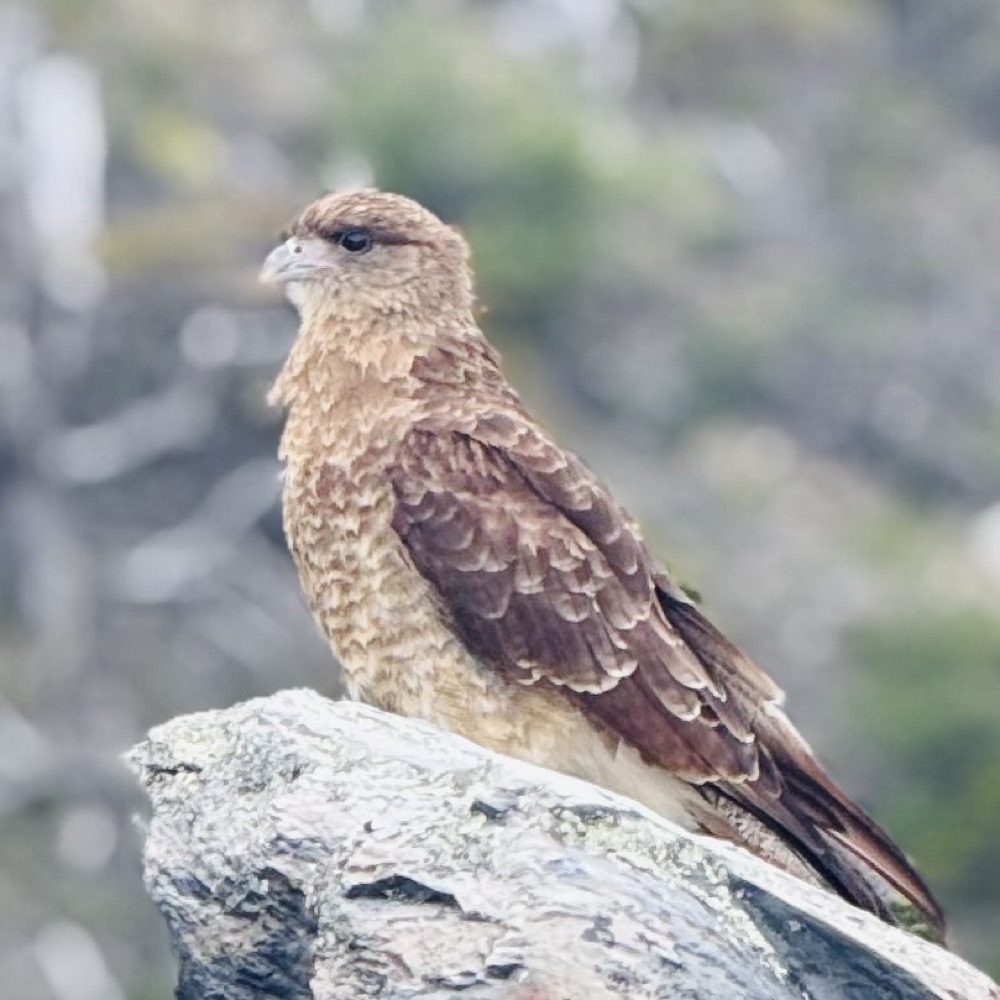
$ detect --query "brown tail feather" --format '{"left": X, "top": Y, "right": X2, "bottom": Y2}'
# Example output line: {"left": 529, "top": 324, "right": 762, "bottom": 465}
{"left": 808, "top": 779, "right": 945, "bottom": 938}
{"left": 714, "top": 769, "right": 945, "bottom": 940}
{"left": 661, "top": 592, "right": 945, "bottom": 939}
{"left": 775, "top": 742, "right": 945, "bottom": 938}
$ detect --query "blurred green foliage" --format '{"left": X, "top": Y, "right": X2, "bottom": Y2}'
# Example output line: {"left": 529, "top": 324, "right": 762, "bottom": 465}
{"left": 853, "top": 610, "right": 1000, "bottom": 900}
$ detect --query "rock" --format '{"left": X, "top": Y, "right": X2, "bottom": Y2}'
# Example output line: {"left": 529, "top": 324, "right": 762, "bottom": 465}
{"left": 126, "top": 689, "right": 999, "bottom": 999}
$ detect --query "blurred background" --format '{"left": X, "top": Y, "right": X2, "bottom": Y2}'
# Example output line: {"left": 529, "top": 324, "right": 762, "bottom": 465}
{"left": 1, "top": 0, "right": 999, "bottom": 995}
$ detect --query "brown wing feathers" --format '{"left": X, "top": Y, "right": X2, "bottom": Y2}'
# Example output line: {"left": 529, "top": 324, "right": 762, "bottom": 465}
{"left": 658, "top": 587, "right": 944, "bottom": 931}
{"left": 390, "top": 412, "right": 945, "bottom": 938}
{"left": 392, "top": 418, "right": 787, "bottom": 788}
{"left": 393, "top": 427, "right": 647, "bottom": 693}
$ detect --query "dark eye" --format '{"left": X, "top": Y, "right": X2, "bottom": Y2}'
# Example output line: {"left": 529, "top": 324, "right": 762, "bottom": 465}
{"left": 337, "top": 228, "right": 373, "bottom": 253}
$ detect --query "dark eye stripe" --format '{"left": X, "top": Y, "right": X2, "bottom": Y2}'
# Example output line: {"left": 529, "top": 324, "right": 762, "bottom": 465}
{"left": 314, "top": 223, "right": 365, "bottom": 244}
{"left": 306, "top": 222, "right": 427, "bottom": 248}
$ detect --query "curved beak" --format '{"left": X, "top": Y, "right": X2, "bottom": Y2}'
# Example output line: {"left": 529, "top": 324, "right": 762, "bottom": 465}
{"left": 259, "top": 237, "right": 331, "bottom": 285}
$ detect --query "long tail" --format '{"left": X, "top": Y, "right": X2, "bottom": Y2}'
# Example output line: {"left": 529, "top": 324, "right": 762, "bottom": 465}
{"left": 663, "top": 593, "right": 945, "bottom": 940}
{"left": 788, "top": 760, "right": 945, "bottom": 938}
{"left": 713, "top": 724, "right": 946, "bottom": 941}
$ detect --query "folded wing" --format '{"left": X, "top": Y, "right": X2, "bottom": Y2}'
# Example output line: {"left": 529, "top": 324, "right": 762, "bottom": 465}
{"left": 389, "top": 408, "right": 944, "bottom": 939}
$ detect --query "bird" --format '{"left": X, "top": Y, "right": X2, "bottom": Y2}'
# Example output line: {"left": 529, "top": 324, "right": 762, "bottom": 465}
{"left": 260, "top": 188, "right": 944, "bottom": 939}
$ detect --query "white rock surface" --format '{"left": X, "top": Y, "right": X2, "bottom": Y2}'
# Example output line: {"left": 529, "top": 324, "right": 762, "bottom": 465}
{"left": 127, "top": 689, "right": 999, "bottom": 999}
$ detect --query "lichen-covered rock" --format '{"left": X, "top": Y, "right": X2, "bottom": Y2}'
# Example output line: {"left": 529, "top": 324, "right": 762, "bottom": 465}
{"left": 126, "top": 689, "right": 999, "bottom": 1000}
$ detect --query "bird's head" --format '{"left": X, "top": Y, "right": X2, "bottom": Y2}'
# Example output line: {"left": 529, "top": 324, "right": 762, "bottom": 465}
{"left": 260, "top": 189, "right": 473, "bottom": 321}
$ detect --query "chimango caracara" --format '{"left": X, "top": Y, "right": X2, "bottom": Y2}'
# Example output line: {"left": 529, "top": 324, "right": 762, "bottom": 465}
{"left": 261, "top": 189, "right": 944, "bottom": 937}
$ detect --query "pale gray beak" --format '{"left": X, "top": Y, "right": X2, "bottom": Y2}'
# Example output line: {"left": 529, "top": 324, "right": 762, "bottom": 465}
{"left": 259, "top": 237, "right": 331, "bottom": 285}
